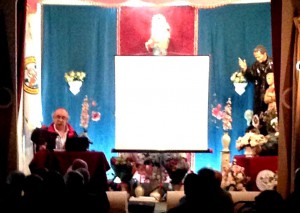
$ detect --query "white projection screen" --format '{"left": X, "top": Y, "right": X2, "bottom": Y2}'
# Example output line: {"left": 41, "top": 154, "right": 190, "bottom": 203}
{"left": 114, "top": 56, "right": 210, "bottom": 152}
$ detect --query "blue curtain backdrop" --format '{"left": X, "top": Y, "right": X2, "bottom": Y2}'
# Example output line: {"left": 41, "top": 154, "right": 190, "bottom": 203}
{"left": 42, "top": 3, "right": 271, "bottom": 177}
{"left": 197, "top": 3, "right": 271, "bottom": 169}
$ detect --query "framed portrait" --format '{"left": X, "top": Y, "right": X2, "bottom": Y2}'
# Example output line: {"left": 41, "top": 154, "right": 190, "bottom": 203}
{"left": 117, "top": 6, "right": 198, "bottom": 56}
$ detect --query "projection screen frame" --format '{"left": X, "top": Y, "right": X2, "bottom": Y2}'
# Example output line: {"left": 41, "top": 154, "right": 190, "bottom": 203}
{"left": 113, "top": 55, "right": 212, "bottom": 153}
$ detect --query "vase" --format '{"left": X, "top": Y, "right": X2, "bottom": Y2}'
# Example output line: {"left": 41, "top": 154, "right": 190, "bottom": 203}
{"left": 134, "top": 184, "right": 145, "bottom": 197}
{"left": 244, "top": 146, "right": 254, "bottom": 157}
{"left": 68, "top": 80, "right": 82, "bottom": 95}
{"left": 244, "top": 145, "right": 262, "bottom": 157}
{"left": 233, "top": 82, "right": 248, "bottom": 95}
{"left": 222, "top": 132, "right": 231, "bottom": 152}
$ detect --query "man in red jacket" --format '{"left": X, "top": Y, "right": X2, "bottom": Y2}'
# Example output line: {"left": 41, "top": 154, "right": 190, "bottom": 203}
{"left": 31, "top": 107, "right": 78, "bottom": 152}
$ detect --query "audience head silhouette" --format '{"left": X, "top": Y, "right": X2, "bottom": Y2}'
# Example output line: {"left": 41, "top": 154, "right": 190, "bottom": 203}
{"left": 183, "top": 172, "right": 199, "bottom": 200}
{"left": 6, "top": 170, "right": 26, "bottom": 193}
{"left": 197, "top": 167, "right": 220, "bottom": 191}
{"left": 64, "top": 170, "right": 84, "bottom": 192}
{"left": 76, "top": 167, "right": 90, "bottom": 185}
{"left": 71, "top": 158, "right": 88, "bottom": 170}
{"left": 294, "top": 167, "right": 300, "bottom": 192}
{"left": 255, "top": 189, "right": 285, "bottom": 213}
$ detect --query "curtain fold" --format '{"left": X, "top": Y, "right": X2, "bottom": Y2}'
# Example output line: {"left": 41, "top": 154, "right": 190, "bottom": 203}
{"left": 277, "top": 0, "right": 300, "bottom": 198}
{"left": 290, "top": 16, "right": 300, "bottom": 192}
{"left": 0, "top": 10, "right": 12, "bottom": 184}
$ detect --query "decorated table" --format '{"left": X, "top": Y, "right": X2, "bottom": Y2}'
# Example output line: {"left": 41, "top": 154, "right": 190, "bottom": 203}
{"left": 234, "top": 155, "right": 278, "bottom": 191}
{"left": 29, "top": 150, "right": 110, "bottom": 191}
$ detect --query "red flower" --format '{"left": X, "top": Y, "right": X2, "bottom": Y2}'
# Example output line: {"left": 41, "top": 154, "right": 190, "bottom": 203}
{"left": 91, "top": 100, "right": 97, "bottom": 107}
{"left": 91, "top": 111, "right": 101, "bottom": 121}
{"left": 212, "top": 104, "right": 224, "bottom": 120}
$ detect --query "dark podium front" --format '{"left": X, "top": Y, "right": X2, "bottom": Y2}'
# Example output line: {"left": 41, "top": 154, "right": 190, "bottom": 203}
{"left": 234, "top": 155, "right": 278, "bottom": 191}
{"left": 29, "top": 150, "right": 110, "bottom": 192}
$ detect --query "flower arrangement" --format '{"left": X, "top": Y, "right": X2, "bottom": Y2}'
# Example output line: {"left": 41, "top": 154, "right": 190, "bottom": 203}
{"left": 230, "top": 71, "right": 247, "bottom": 83}
{"left": 64, "top": 70, "right": 86, "bottom": 82}
{"left": 138, "top": 153, "right": 167, "bottom": 183}
{"left": 222, "top": 98, "right": 232, "bottom": 131}
{"left": 80, "top": 95, "right": 101, "bottom": 132}
{"left": 221, "top": 160, "right": 250, "bottom": 191}
{"left": 211, "top": 98, "right": 232, "bottom": 131}
{"left": 80, "top": 96, "right": 89, "bottom": 130}
{"left": 162, "top": 153, "right": 190, "bottom": 184}
{"left": 235, "top": 130, "right": 268, "bottom": 151}
{"left": 230, "top": 71, "right": 248, "bottom": 95}
{"left": 110, "top": 154, "right": 136, "bottom": 183}
{"left": 262, "top": 108, "right": 278, "bottom": 134}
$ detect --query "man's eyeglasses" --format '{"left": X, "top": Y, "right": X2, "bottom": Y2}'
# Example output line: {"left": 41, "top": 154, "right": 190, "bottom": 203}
{"left": 55, "top": 115, "right": 68, "bottom": 120}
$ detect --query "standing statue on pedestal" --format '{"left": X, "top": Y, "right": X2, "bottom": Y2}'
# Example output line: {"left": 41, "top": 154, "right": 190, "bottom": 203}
{"left": 238, "top": 45, "right": 278, "bottom": 156}
{"left": 238, "top": 45, "right": 273, "bottom": 135}
{"left": 238, "top": 45, "right": 273, "bottom": 117}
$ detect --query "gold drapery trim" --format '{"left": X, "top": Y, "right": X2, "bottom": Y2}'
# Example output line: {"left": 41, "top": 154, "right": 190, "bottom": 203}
{"left": 38, "top": 0, "right": 241, "bottom": 8}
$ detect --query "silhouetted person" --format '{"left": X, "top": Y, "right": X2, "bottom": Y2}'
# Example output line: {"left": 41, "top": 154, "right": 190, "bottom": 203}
{"left": 43, "top": 170, "right": 66, "bottom": 211}
{"left": 197, "top": 167, "right": 234, "bottom": 213}
{"left": 31, "top": 107, "right": 78, "bottom": 152}
{"left": 76, "top": 167, "right": 90, "bottom": 186}
{"left": 286, "top": 168, "right": 300, "bottom": 213}
{"left": 21, "top": 173, "right": 46, "bottom": 212}
{"left": 64, "top": 170, "right": 87, "bottom": 211}
{"left": 167, "top": 172, "right": 200, "bottom": 212}
{"left": 0, "top": 170, "right": 25, "bottom": 211}
{"left": 255, "top": 189, "right": 285, "bottom": 213}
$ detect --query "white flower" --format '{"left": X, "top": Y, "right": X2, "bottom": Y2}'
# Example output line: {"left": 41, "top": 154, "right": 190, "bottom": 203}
{"left": 65, "top": 71, "right": 86, "bottom": 82}
{"left": 221, "top": 160, "right": 250, "bottom": 191}
{"left": 230, "top": 71, "right": 247, "bottom": 83}
{"left": 236, "top": 132, "right": 268, "bottom": 150}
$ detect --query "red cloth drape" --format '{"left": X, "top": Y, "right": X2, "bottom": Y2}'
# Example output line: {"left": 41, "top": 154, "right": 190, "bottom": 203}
{"left": 117, "top": 6, "right": 198, "bottom": 56}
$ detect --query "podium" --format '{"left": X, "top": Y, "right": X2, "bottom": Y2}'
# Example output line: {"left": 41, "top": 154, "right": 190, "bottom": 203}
{"left": 29, "top": 150, "right": 110, "bottom": 191}
{"left": 234, "top": 155, "right": 278, "bottom": 191}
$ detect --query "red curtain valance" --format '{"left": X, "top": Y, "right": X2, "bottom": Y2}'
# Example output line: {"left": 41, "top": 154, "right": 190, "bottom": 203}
{"left": 28, "top": 0, "right": 240, "bottom": 13}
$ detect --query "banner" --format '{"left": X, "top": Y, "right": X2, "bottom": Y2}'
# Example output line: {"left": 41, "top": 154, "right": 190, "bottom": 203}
{"left": 22, "top": 4, "right": 43, "bottom": 173}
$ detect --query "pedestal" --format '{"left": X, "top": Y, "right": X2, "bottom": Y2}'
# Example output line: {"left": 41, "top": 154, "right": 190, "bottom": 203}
{"left": 244, "top": 146, "right": 254, "bottom": 157}
{"left": 221, "top": 151, "right": 230, "bottom": 171}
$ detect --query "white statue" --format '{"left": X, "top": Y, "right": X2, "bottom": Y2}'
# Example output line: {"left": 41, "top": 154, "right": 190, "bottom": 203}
{"left": 145, "top": 14, "right": 170, "bottom": 56}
